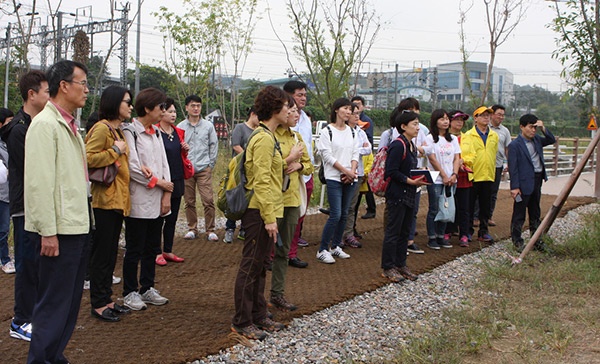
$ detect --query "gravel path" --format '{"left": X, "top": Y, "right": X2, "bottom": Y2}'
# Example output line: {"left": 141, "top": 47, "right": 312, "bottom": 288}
{"left": 191, "top": 203, "right": 600, "bottom": 364}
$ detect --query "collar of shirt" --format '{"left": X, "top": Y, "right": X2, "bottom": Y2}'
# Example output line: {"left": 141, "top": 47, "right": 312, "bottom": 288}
{"left": 50, "top": 100, "right": 77, "bottom": 135}
{"left": 475, "top": 126, "right": 489, "bottom": 145}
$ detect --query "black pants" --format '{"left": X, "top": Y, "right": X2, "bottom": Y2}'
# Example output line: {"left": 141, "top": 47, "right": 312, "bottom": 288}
{"left": 89, "top": 208, "right": 123, "bottom": 309}
{"left": 12, "top": 216, "right": 39, "bottom": 326}
{"left": 364, "top": 184, "right": 376, "bottom": 214}
{"left": 160, "top": 195, "right": 182, "bottom": 254}
{"left": 381, "top": 200, "right": 412, "bottom": 270}
{"left": 27, "top": 233, "right": 90, "bottom": 364}
{"left": 470, "top": 181, "right": 493, "bottom": 236}
{"left": 490, "top": 167, "right": 503, "bottom": 218}
{"left": 123, "top": 217, "right": 163, "bottom": 296}
{"left": 511, "top": 173, "right": 543, "bottom": 244}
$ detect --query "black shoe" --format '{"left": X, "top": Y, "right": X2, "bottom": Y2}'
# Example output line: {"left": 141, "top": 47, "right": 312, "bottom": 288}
{"left": 353, "top": 230, "right": 363, "bottom": 239}
{"left": 91, "top": 308, "right": 120, "bottom": 322}
{"left": 514, "top": 240, "right": 524, "bottom": 252}
{"left": 266, "top": 260, "right": 273, "bottom": 271}
{"left": 288, "top": 257, "right": 308, "bottom": 268}
{"left": 361, "top": 212, "right": 376, "bottom": 219}
{"left": 110, "top": 303, "right": 131, "bottom": 314}
{"left": 319, "top": 208, "right": 330, "bottom": 215}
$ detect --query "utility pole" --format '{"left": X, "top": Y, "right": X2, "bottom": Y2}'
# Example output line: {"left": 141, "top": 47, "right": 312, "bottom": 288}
{"left": 3, "top": 23, "right": 11, "bottom": 108}
{"left": 394, "top": 63, "right": 398, "bottom": 107}
{"left": 134, "top": 0, "right": 141, "bottom": 95}
{"left": 432, "top": 67, "right": 439, "bottom": 109}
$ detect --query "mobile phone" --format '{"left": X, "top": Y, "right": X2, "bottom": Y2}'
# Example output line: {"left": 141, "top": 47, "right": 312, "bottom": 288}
{"left": 276, "top": 233, "right": 283, "bottom": 247}
{"left": 515, "top": 194, "right": 522, "bottom": 203}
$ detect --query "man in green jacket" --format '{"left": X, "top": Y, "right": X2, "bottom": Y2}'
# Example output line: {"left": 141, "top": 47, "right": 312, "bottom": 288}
{"left": 24, "top": 60, "right": 91, "bottom": 364}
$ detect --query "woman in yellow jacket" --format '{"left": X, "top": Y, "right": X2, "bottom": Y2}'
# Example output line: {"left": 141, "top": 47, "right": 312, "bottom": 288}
{"left": 270, "top": 96, "right": 313, "bottom": 312}
{"left": 85, "top": 85, "right": 132, "bottom": 322}
{"left": 232, "top": 86, "right": 287, "bottom": 341}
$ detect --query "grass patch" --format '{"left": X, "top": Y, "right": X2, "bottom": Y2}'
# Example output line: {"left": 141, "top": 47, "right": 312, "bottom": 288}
{"left": 388, "top": 208, "right": 600, "bottom": 364}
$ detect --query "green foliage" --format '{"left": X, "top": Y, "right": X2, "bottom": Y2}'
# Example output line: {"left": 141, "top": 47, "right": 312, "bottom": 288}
{"left": 153, "top": 0, "right": 226, "bottom": 103}
{"left": 287, "top": 0, "right": 380, "bottom": 117}
{"left": 364, "top": 108, "right": 391, "bottom": 128}
{"left": 550, "top": 0, "right": 600, "bottom": 99}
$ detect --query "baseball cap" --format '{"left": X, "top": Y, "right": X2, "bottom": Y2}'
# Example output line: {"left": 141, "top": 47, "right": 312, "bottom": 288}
{"left": 473, "top": 106, "right": 493, "bottom": 117}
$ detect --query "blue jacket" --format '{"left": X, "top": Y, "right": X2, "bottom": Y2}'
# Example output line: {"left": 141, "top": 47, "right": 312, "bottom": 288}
{"left": 508, "top": 129, "right": 556, "bottom": 196}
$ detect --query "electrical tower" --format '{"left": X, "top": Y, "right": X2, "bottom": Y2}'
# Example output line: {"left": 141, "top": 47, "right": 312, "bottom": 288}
{"left": 0, "top": 3, "right": 131, "bottom": 86}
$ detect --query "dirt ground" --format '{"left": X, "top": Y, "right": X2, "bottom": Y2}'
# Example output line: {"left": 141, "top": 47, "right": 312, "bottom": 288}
{"left": 0, "top": 190, "right": 595, "bottom": 363}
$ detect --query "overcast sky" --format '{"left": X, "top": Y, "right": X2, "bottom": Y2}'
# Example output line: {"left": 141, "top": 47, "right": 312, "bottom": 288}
{"left": 1, "top": 0, "right": 567, "bottom": 92}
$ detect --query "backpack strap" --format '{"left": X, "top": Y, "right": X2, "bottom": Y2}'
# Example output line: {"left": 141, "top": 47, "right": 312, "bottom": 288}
{"left": 394, "top": 136, "right": 407, "bottom": 160}
{"left": 326, "top": 124, "right": 355, "bottom": 140}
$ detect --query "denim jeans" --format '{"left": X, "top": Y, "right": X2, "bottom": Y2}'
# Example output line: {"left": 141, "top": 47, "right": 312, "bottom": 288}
{"left": 426, "top": 184, "right": 447, "bottom": 240}
{"left": 319, "top": 179, "right": 357, "bottom": 252}
{"left": 0, "top": 201, "right": 10, "bottom": 265}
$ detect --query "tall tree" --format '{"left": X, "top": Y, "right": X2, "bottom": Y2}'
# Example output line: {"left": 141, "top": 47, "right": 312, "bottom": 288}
{"left": 550, "top": 0, "right": 600, "bottom": 112}
{"left": 221, "top": 0, "right": 258, "bottom": 125}
{"left": 481, "top": 0, "right": 526, "bottom": 104}
{"left": 286, "top": 0, "right": 380, "bottom": 117}
{"left": 154, "top": 0, "right": 226, "bottom": 107}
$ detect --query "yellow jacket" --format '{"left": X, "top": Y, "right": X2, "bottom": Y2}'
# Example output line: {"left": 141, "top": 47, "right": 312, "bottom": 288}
{"left": 275, "top": 126, "right": 314, "bottom": 208}
{"left": 461, "top": 126, "right": 498, "bottom": 182}
{"left": 85, "top": 121, "right": 131, "bottom": 216}
{"left": 246, "top": 124, "right": 284, "bottom": 224}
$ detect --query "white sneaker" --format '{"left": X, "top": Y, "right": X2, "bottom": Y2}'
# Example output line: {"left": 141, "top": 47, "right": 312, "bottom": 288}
{"left": 112, "top": 275, "right": 121, "bottom": 284}
{"left": 124, "top": 291, "right": 147, "bottom": 311}
{"left": 316, "top": 249, "right": 335, "bottom": 264}
{"left": 207, "top": 232, "right": 218, "bottom": 242}
{"left": 330, "top": 246, "right": 350, "bottom": 259}
{"left": 2, "top": 260, "right": 15, "bottom": 274}
{"left": 83, "top": 280, "right": 90, "bottom": 290}
{"left": 141, "top": 287, "right": 169, "bottom": 306}
{"left": 184, "top": 231, "right": 196, "bottom": 240}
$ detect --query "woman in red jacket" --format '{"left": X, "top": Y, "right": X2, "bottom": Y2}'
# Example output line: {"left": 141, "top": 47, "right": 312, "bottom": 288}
{"left": 155, "top": 97, "right": 193, "bottom": 266}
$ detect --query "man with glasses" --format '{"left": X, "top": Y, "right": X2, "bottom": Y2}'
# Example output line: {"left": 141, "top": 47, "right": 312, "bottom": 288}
{"left": 24, "top": 60, "right": 91, "bottom": 364}
{"left": 488, "top": 104, "right": 511, "bottom": 226}
{"left": 461, "top": 106, "right": 499, "bottom": 243}
{"left": 178, "top": 95, "right": 219, "bottom": 241}
{"left": 508, "top": 114, "right": 555, "bottom": 252}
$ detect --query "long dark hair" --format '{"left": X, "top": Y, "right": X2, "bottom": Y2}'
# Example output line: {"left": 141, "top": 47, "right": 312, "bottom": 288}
{"left": 329, "top": 97, "right": 352, "bottom": 123}
{"left": 430, "top": 109, "right": 452, "bottom": 143}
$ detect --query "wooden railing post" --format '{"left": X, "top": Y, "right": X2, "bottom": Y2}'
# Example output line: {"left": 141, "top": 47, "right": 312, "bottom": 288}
{"left": 573, "top": 138, "right": 579, "bottom": 171}
{"left": 553, "top": 137, "right": 559, "bottom": 177}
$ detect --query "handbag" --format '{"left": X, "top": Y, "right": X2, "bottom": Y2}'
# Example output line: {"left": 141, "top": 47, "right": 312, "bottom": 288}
{"left": 435, "top": 185, "right": 456, "bottom": 223}
{"left": 298, "top": 175, "right": 308, "bottom": 217}
{"left": 88, "top": 122, "right": 120, "bottom": 187}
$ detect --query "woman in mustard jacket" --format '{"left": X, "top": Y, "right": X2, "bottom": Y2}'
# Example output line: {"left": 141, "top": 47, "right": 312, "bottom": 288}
{"left": 85, "top": 85, "right": 132, "bottom": 322}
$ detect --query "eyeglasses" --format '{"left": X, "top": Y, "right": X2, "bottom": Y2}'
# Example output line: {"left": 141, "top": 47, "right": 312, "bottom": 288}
{"left": 122, "top": 99, "right": 133, "bottom": 106}
{"left": 64, "top": 79, "right": 88, "bottom": 87}
{"left": 187, "top": 103, "right": 202, "bottom": 109}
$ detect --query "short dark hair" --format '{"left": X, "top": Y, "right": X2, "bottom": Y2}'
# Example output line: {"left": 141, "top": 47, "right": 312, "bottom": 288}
{"left": 85, "top": 111, "right": 99, "bottom": 132}
{"left": 491, "top": 104, "right": 506, "bottom": 112}
{"left": 98, "top": 85, "right": 132, "bottom": 121}
{"left": 0, "top": 107, "right": 14, "bottom": 124}
{"left": 18, "top": 70, "right": 47, "bottom": 102}
{"left": 519, "top": 113, "right": 538, "bottom": 127}
{"left": 254, "top": 86, "right": 288, "bottom": 121}
{"left": 283, "top": 80, "right": 307, "bottom": 94}
{"left": 329, "top": 97, "right": 352, "bottom": 123}
{"left": 393, "top": 111, "right": 419, "bottom": 134}
{"left": 246, "top": 106, "right": 255, "bottom": 118}
{"left": 135, "top": 88, "right": 166, "bottom": 117}
{"left": 389, "top": 97, "right": 421, "bottom": 127}
{"left": 46, "top": 60, "right": 88, "bottom": 97}
{"left": 398, "top": 97, "right": 420, "bottom": 112}
{"left": 164, "top": 97, "right": 175, "bottom": 110}
{"left": 185, "top": 94, "right": 202, "bottom": 105}
{"left": 350, "top": 95, "right": 365, "bottom": 104}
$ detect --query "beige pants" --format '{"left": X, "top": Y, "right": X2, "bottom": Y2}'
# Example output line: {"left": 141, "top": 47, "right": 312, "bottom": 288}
{"left": 184, "top": 167, "right": 215, "bottom": 234}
